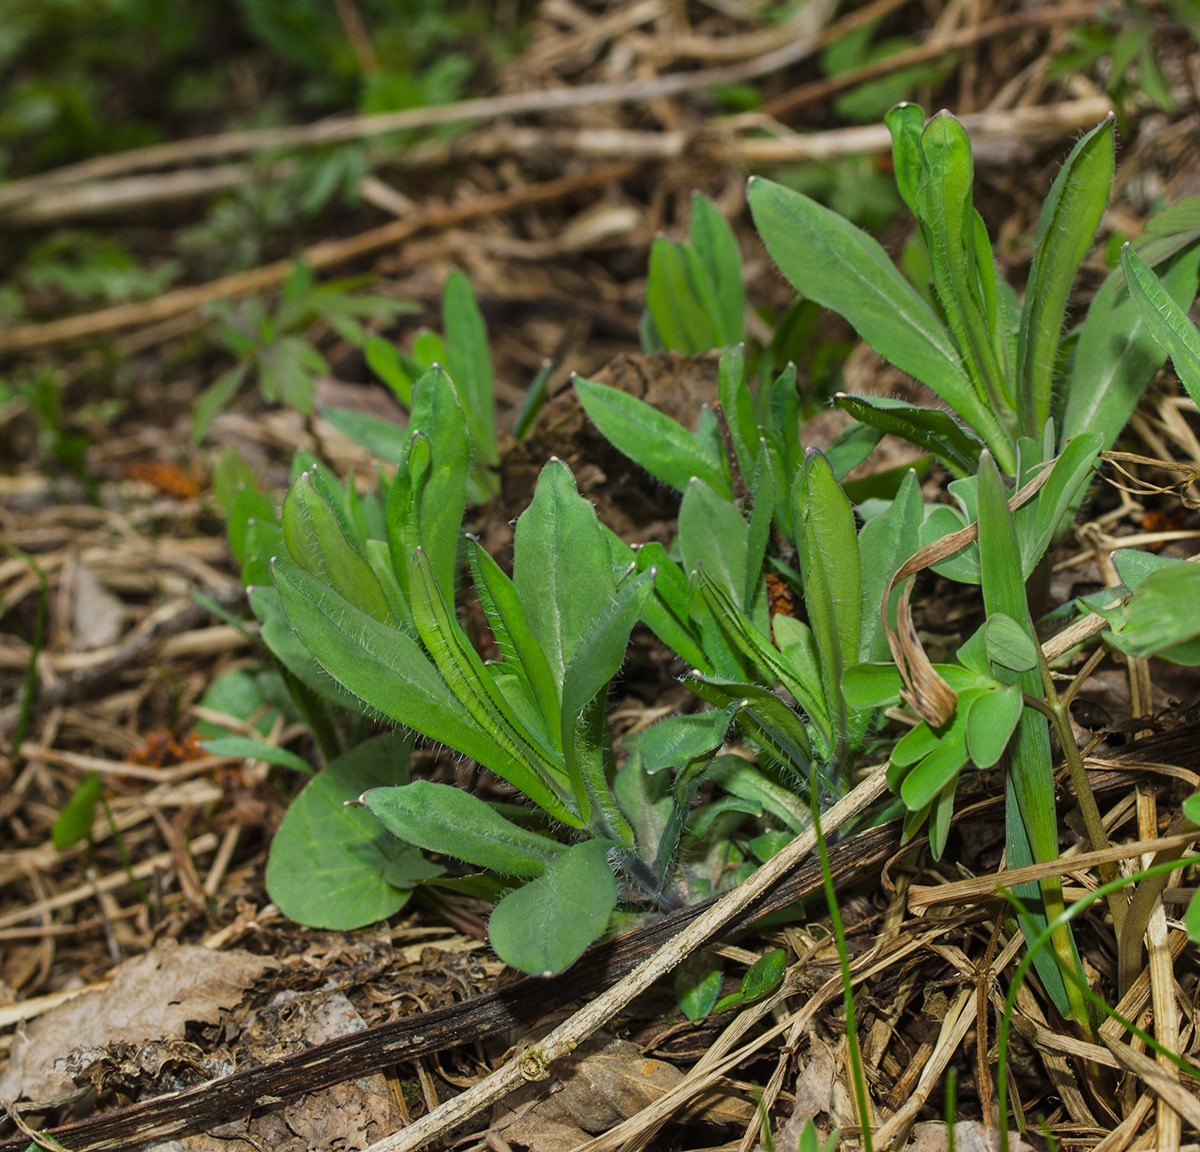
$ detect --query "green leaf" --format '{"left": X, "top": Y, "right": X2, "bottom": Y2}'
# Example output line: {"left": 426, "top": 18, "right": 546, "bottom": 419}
{"left": 250, "top": 586, "right": 364, "bottom": 711}
{"left": 984, "top": 613, "right": 1040, "bottom": 672}
{"left": 52, "top": 772, "right": 102, "bottom": 851}
{"left": 272, "top": 558, "right": 581, "bottom": 825}
{"left": 718, "top": 344, "right": 757, "bottom": 482}
{"left": 487, "top": 838, "right": 618, "bottom": 974}
{"left": 646, "top": 238, "right": 718, "bottom": 353}
{"left": 192, "top": 361, "right": 249, "bottom": 443}
{"left": 707, "top": 755, "right": 808, "bottom": 832}
{"left": 641, "top": 705, "right": 738, "bottom": 773}
{"left": 226, "top": 484, "right": 277, "bottom": 565}
{"left": 835, "top": 393, "right": 983, "bottom": 477}
{"left": 856, "top": 468, "right": 923, "bottom": 663}
{"left": 792, "top": 450, "right": 859, "bottom": 762}
{"left": 676, "top": 952, "right": 724, "bottom": 1020}
{"left": 443, "top": 270, "right": 496, "bottom": 464}
{"left": 918, "top": 112, "right": 1009, "bottom": 420}
{"left": 900, "top": 724, "right": 968, "bottom": 812}
{"left": 266, "top": 734, "right": 440, "bottom": 929}
{"left": 1122, "top": 243, "right": 1200, "bottom": 406}
{"left": 885, "top": 101, "right": 926, "bottom": 215}
{"left": 407, "top": 365, "right": 470, "bottom": 598}
{"left": 1183, "top": 792, "right": 1200, "bottom": 826}
{"left": 363, "top": 779, "right": 567, "bottom": 877}
{"left": 574, "top": 376, "right": 729, "bottom": 497}
{"left": 1114, "top": 563, "right": 1200, "bottom": 660}
{"left": 365, "top": 335, "right": 414, "bottom": 406}
{"left": 514, "top": 460, "right": 617, "bottom": 690}
{"left": 468, "top": 539, "right": 561, "bottom": 740}
{"left": 841, "top": 662, "right": 903, "bottom": 709}
{"left": 200, "top": 736, "right": 313, "bottom": 775}
{"left": 1017, "top": 117, "right": 1115, "bottom": 435}
{"left": 1062, "top": 246, "right": 1200, "bottom": 448}
{"left": 690, "top": 194, "right": 745, "bottom": 344}
{"left": 711, "top": 947, "right": 788, "bottom": 1014}
{"left": 824, "top": 420, "right": 885, "bottom": 481}
{"left": 965, "top": 683, "right": 1023, "bottom": 768}
{"left": 320, "top": 406, "right": 409, "bottom": 465}
{"left": 679, "top": 478, "right": 752, "bottom": 608}
{"left": 749, "top": 176, "right": 1011, "bottom": 465}
{"left": 282, "top": 472, "right": 392, "bottom": 622}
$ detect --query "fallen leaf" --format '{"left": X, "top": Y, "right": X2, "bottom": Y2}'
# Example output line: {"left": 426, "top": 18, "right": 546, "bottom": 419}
{"left": 71, "top": 562, "right": 126, "bottom": 651}
{"left": 0, "top": 940, "right": 276, "bottom": 1103}
{"left": 907, "top": 1121, "right": 1037, "bottom": 1152}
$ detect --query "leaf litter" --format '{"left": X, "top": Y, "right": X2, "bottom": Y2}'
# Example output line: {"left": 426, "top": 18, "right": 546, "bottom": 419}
{"left": 1, "top": 1, "right": 1200, "bottom": 1149}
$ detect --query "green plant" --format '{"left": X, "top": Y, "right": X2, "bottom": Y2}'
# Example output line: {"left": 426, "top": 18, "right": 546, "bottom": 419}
{"left": 193, "top": 259, "right": 415, "bottom": 441}
{"left": 1049, "top": 0, "right": 1196, "bottom": 117}
{"left": 577, "top": 344, "right": 923, "bottom": 793}
{"left": 353, "top": 268, "right": 501, "bottom": 500}
{"left": 641, "top": 193, "right": 745, "bottom": 355}
{"left": 843, "top": 438, "right": 1103, "bottom": 1029}
{"left": 748, "top": 106, "right": 1200, "bottom": 486}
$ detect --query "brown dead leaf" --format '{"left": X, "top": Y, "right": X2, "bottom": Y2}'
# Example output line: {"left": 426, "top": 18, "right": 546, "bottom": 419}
{"left": 0, "top": 940, "right": 276, "bottom": 1103}
{"left": 760, "top": 1037, "right": 835, "bottom": 1152}
{"left": 495, "top": 1032, "right": 749, "bottom": 1151}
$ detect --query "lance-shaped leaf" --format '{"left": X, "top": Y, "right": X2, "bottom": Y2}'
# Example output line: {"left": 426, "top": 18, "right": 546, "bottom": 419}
{"left": 687, "top": 673, "right": 813, "bottom": 772}
{"left": 443, "top": 270, "right": 497, "bottom": 465}
{"left": 560, "top": 570, "right": 655, "bottom": 827}
{"left": 977, "top": 453, "right": 1082, "bottom": 1021}
{"left": 514, "top": 459, "right": 618, "bottom": 690}
{"left": 468, "top": 539, "right": 562, "bottom": 743}
{"left": 690, "top": 193, "right": 745, "bottom": 344}
{"left": 1122, "top": 243, "right": 1200, "bottom": 406}
{"left": 1017, "top": 117, "right": 1115, "bottom": 436}
{"left": 362, "top": 779, "right": 566, "bottom": 877}
{"left": 647, "top": 237, "right": 719, "bottom": 353}
{"left": 575, "top": 377, "right": 729, "bottom": 497}
{"left": 273, "top": 558, "right": 582, "bottom": 827}
{"left": 282, "top": 473, "right": 392, "bottom": 623}
{"left": 718, "top": 345, "right": 757, "bottom": 483}
{"left": 835, "top": 393, "right": 982, "bottom": 477}
{"left": 886, "top": 101, "right": 926, "bottom": 215}
{"left": 748, "top": 176, "right": 1012, "bottom": 463}
{"left": 410, "top": 548, "right": 567, "bottom": 790}
{"left": 406, "top": 364, "right": 470, "bottom": 598}
{"left": 918, "top": 112, "right": 1008, "bottom": 418}
{"left": 1062, "top": 244, "right": 1200, "bottom": 448}
{"left": 487, "top": 839, "right": 618, "bottom": 975}
{"left": 792, "top": 450, "right": 859, "bottom": 764}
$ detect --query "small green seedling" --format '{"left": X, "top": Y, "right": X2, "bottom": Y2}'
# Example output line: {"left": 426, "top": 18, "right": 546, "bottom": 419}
{"left": 195, "top": 259, "right": 415, "bottom": 441}
{"left": 642, "top": 193, "right": 745, "bottom": 354}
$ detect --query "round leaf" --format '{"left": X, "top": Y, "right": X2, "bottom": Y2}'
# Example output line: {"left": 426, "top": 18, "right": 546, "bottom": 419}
{"left": 984, "top": 613, "right": 1039, "bottom": 673}
{"left": 487, "top": 839, "right": 618, "bottom": 975}
{"left": 965, "top": 684, "right": 1023, "bottom": 768}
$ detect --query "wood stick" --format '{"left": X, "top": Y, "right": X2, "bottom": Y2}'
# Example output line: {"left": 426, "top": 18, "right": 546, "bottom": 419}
{"left": 0, "top": 162, "right": 634, "bottom": 353}
{"left": 760, "top": 1, "right": 1102, "bottom": 119}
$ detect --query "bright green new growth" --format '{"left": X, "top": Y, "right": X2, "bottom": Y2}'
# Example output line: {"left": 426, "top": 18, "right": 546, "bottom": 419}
{"left": 580, "top": 345, "right": 923, "bottom": 793}
{"left": 643, "top": 193, "right": 746, "bottom": 353}
{"left": 748, "top": 106, "right": 1200, "bottom": 485}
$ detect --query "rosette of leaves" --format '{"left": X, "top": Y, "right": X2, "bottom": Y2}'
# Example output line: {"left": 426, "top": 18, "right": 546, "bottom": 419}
{"left": 577, "top": 343, "right": 922, "bottom": 792}
{"left": 748, "top": 107, "right": 1200, "bottom": 489}
{"left": 268, "top": 439, "right": 784, "bottom": 975}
